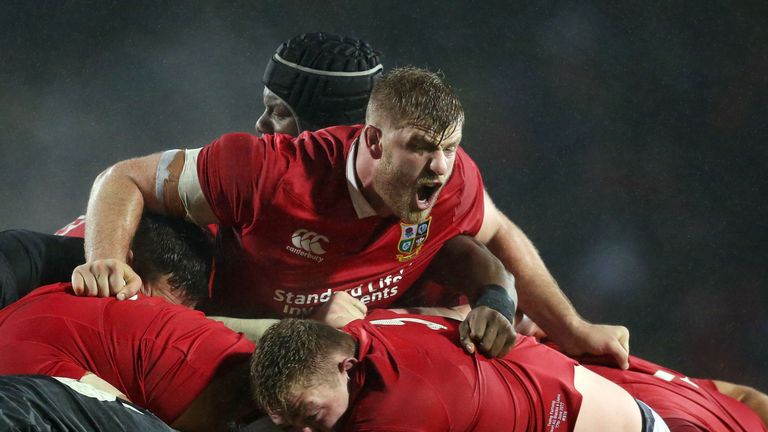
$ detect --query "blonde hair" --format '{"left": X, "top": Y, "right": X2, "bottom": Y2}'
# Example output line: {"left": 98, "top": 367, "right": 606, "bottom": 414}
{"left": 250, "top": 319, "right": 355, "bottom": 417}
{"left": 367, "top": 66, "right": 464, "bottom": 141}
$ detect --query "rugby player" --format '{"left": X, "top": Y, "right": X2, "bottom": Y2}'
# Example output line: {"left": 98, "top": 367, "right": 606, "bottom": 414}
{"left": 251, "top": 315, "right": 668, "bottom": 432}
{"left": 76, "top": 66, "right": 628, "bottom": 367}
{"left": 0, "top": 213, "right": 262, "bottom": 431}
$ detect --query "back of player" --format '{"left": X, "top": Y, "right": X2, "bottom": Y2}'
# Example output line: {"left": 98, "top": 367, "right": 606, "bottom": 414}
{"left": 343, "top": 310, "right": 646, "bottom": 432}
{"left": 587, "top": 356, "right": 767, "bottom": 431}
{"left": 0, "top": 282, "right": 254, "bottom": 424}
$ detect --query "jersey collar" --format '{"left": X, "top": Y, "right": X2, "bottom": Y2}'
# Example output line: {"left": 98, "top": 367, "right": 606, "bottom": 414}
{"left": 345, "top": 140, "right": 378, "bottom": 219}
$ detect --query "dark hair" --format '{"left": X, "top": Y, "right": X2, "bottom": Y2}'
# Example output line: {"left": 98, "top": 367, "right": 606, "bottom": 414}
{"left": 251, "top": 319, "right": 355, "bottom": 417}
{"left": 368, "top": 66, "right": 464, "bottom": 141}
{"left": 263, "top": 32, "right": 382, "bottom": 129}
{"left": 130, "top": 212, "right": 212, "bottom": 303}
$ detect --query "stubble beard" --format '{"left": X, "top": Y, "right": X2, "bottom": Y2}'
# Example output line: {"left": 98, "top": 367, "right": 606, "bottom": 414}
{"left": 373, "top": 153, "right": 431, "bottom": 224}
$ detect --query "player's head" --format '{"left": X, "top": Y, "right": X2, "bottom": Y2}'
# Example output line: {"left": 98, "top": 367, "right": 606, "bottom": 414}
{"left": 256, "top": 32, "right": 383, "bottom": 136}
{"left": 129, "top": 212, "right": 212, "bottom": 307}
{"left": 251, "top": 319, "right": 357, "bottom": 431}
{"left": 362, "top": 66, "right": 465, "bottom": 223}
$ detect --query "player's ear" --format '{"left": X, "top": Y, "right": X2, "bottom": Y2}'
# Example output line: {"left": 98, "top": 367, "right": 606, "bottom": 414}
{"left": 268, "top": 412, "right": 286, "bottom": 426}
{"left": 340, "top": 356, "right": 358, "bottom": 373}
{"left": 125, "top": 249, "right": 134, "bottom": 266}
{"left": 363, "top": 125, "right": 383, "bottom": 160}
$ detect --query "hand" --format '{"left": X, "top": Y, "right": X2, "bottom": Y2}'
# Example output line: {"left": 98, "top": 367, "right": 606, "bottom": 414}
{"left": 556, "top": 321, "right": 630, "bottom": 369}
{"left": 71, "top": 259, "right": 142, "bottom": 300}
{"left": 310, "top": 291, "right": 367, "bottom": 328}
{"left": 460, "top": 306, "right": 516, "bottom": 358}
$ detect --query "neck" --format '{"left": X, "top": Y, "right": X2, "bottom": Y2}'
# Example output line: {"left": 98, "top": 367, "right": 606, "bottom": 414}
{"left": 354, "top": 134, "right": 391, "bottom": 217}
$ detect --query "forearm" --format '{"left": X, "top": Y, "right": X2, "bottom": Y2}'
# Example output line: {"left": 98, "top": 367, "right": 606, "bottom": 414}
{"left": 484, "top": 214, "right": 581, "bottom": 338}
{"left": 208, "top": 316, "right": 280, "bottom": 344}
{"left": 85, "top": 155, "right": 165, "bottom": 261}
{"left": 428, "top": 235, "right": 516, "bottom": 303}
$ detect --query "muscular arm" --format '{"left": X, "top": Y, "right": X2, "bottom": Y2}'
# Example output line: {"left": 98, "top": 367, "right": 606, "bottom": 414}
{"left": 476, "top": 191, "right": 629, "bottom": 368}
{"left": 425, "top": 235, "right": 515, "bottom": 303}
{"left": 421, "top": 235, "right": 517, "bottom": 357}
{"left": 78, "top": 150, "right": 207, "bottom": 298}
{"left": 85, "top": 153, "right": 174, "bottom": 261}
{"left": 713, "top": 380, "right": 768, "bottom": 426}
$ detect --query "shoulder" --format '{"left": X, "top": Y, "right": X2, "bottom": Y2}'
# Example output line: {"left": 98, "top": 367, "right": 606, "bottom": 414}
{"left": 346, "top": 370, "right": 450, "bottom": 431}
{"left": 203, "top": 126, "right": 360, "bottom": 170}
{"left": 291, "top": 125, "right": 362, "bottom": 167}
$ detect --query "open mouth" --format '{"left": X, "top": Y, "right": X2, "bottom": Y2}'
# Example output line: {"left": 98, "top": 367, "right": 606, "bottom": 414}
{"left": 415, "top": 183, "right": 441, "bottom": 210}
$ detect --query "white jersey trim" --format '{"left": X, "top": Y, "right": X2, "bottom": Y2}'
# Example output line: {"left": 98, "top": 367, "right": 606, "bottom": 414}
{"left": 54, "top": 377, "right": 117, "bottom": 402}
{"left": 179, "top": 148, "right": 218, "bottom": 226}
{"left": 345, "top": 141, "right": 377, "bottom": 219}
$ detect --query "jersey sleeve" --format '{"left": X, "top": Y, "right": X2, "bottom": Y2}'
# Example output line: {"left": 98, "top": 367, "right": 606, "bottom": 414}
{"left": 453, "top": 149, "right": 485, "bottom": 236}
{"left": 196, "top": 133, "right": 290, "bottom": 227}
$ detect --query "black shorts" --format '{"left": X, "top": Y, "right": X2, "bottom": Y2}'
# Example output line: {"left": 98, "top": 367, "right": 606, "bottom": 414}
{"left": 0, "top": 229, "right": 84, "bottom": 308}
{"left": 0, "top": 375, "right": 175, "bottom": 431}
{"left": 637, "top": 398, "right": 670, "bottom": 432}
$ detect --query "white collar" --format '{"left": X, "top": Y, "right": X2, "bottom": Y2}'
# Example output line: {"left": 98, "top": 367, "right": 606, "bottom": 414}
{"left": 345, "top": 140, "right": 378, "bottom": 219}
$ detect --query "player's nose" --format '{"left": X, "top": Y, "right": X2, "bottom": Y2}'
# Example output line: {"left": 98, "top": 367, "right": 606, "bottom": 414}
{"left": 255, "top": 111, "right": 273, "bottom": 136}
{"left": 429, "top": 149, "right": 449, "bottom": 176}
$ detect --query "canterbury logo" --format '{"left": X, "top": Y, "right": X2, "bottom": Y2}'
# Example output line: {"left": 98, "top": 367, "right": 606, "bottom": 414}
{"left": 291, "top": 229, "right": 329, "bottom": 255}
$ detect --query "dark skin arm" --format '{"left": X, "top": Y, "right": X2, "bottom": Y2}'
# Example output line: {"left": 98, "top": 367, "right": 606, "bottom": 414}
{"left": 423, "top": 235, "right": 517, "bottom": 357}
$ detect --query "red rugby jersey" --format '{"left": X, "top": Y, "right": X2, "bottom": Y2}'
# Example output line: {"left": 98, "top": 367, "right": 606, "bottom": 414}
{"left": 0, "top": 283, "right": 255, "bottom": 423}
{"left": 340, "top": 310, "right": 583, "bottom": 432}
{"left": 55, "top": 214, "right": 85, "bottom": 237}
{"left": 197, "top": 126, "right": 485, "bottom": 317}
{"left": 587, "top": 356, "right": 766, "bottom": 431}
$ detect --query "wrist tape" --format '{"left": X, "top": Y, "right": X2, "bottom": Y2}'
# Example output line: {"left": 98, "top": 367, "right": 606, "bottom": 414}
{"left": 474, "top": 284, "right": 516, "bottom": 323}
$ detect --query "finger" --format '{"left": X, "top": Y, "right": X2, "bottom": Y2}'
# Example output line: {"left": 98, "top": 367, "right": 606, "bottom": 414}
{"left": 498, "top": 332, "right": 516, "bottom": 357}
{"left": 80, "top": 269, "right": 99, "bottom": 297}
{"left": 467, "top": 309, "right": 487, "bottom": 341}
{"left": 109, "top": 271, "right": 124, "bottom": 297}
{"left": 459, "top": 320, "right": 475, "bottom": 354}
{"left": 116, "top": 265, "right": 142, "bottom": 301}
{"left": 491, "top": 324, "right": 516, "bottom": 358}
{"left": 342, "top": 302, "right": 366, "bottom": 320}
{"left": 344, "top": 294, "right": 367, "bottom": 317}
{"left": 609, "top": 338, "right": 630, "bottom": 370}
{"left": 96, "top": 271, "right": 111, "bottom": 298}
{"left": 71, "top": 269, "right": 86, "bottom": 296}
{"left": 478, "top": 320, "right": 499, "bottom": 355}
{"left": 618, "top": 326, "right": 630, "bottom": 355}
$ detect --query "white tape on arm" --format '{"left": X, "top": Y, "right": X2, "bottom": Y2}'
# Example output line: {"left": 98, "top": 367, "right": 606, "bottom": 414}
{"left": 179, "top": 148, "right": 219, "bottom": 226}
{"left": 155, "top": 149, "right": 180, "bottom": 204}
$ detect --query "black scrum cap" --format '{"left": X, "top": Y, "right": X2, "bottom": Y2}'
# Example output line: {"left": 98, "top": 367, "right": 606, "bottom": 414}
{"left": 263, "top": 32, "right": 382, "bottom": 128}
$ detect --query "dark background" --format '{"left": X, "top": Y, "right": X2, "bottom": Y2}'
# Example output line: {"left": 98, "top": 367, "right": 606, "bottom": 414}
{"left": 1, "top": 1, "right": 766, "bottom": 390}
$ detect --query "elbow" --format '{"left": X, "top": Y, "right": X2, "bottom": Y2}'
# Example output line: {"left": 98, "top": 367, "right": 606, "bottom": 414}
{"left": 92, "top": 161, "right": 125, "bottom": 191}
